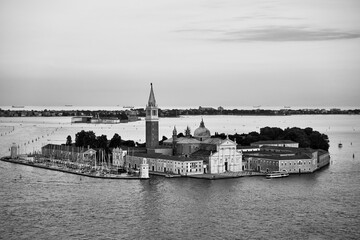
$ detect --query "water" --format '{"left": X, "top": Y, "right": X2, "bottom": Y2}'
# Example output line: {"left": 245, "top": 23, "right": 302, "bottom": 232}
{"left": 1, "top": 115, "right": 360, "bottom": 239}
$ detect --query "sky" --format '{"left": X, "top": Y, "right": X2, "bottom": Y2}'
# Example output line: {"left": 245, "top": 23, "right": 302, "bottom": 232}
{"left": 0, "top": 0, "right": 360, "bottom": 109}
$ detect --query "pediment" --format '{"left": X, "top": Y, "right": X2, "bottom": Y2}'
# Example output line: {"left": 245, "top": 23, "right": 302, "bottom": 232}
{"left": 219, "top": 139, "right": 236, "bottom": 147}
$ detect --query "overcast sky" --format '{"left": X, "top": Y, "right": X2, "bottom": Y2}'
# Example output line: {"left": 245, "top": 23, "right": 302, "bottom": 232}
{"left": 1, "top": 0, "right": 359, "bottom": 108}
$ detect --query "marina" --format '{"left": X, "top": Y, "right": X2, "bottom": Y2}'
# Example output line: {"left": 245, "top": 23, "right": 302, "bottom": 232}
{"left": 0, "top": 157, "right": 145, "bottom": 180}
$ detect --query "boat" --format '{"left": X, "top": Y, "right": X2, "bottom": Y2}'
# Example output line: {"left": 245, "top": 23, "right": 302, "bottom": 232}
{"left": 338, "top": 143, "right": 343, "bottom": 148}
{"left": 123, "top": 106, "right": 134, "bottom": 109}
{"left": 266, "top": 171, "right": 289, "bottom": 179}
{"left": 12, "top": 105, "right": 24, "bottom": 108}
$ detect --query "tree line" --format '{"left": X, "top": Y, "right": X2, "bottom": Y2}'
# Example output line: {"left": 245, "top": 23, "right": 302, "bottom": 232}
{"left": 213, "top": 126, "right": 329, "bottom": 151}
{"left": 66, "top": 126, "right": 330, "bottom": 153}
{"left": 65, "top": 130, "right": 137, "bottom": 153}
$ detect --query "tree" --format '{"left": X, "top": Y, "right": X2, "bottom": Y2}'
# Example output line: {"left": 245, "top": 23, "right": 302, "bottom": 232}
{"left": 109, "top": 133, "right": 122, "bottom": 148}
{"left": 96, "top": 134, "right": 108, "bottom": 149}
{"left": 309, "top": 131, "right": 329, "bottom": 151}
{"left": 122, "top": 140, "right": 135, "bottom": 147}
{"left": 177, "top": 133, "right": 185, "bottom": 138}
{"left": 260, "top": 127, "right": 283, "bottom": 140}
{"left": 282, "top": 127, "right": 310, "bottom": 148}
{"left": 75, "top": 130, "right": 97, "bottom": 148}
{"left": 159, "top": 136, "right": 168, "bottom": 145}
{"left": 66, "top": 135, "right": 72, "bottom": 146}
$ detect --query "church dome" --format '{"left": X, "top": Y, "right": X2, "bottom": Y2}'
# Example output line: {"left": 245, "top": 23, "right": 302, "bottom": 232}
{"left": 194, "top": 119, "right": 211, "bottom": 141}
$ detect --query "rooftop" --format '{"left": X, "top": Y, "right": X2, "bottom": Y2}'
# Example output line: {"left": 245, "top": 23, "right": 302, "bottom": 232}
{"left": 245, "top": 152, "right": 312, "bottom": 161}
{"left": 252, "top": 140, "right": 298, "bottom": 145}
{"left": 130, "top": 152, "right": 202, "bottom": 162}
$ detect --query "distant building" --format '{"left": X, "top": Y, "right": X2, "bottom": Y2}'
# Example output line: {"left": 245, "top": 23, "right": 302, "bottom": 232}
{"left": 71, "top": 116, "right": 92, "bottom": 123}
{"left": 199, "top": 106, "right": 216, "bottom": 111}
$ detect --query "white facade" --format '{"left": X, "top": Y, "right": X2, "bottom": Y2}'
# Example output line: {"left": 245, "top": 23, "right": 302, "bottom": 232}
{"left": 125, "top": 155, "right": 203, "bottom": 175}
{"left": 112, "top": 148, "right": 127, "bottom": 167}
{"left": 208, "top": 139, "right": 242, "bottom": 174}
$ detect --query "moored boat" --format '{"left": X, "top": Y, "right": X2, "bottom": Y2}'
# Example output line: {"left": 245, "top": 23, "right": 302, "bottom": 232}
{"left": 266, "top": 171, "right": 289, "bottom": 179}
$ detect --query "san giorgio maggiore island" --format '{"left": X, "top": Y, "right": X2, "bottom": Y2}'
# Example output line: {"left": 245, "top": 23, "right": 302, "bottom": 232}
{"left": 1, "top": 84, "right": 331, "bottom": 180}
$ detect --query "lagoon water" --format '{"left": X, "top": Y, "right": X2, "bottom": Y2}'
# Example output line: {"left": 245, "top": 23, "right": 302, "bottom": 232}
{"left": 1, "top": 115, "right": 360, "bottom": 239}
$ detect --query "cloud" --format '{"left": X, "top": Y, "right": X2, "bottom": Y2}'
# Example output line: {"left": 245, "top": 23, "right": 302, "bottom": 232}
{"left": 225, "top": 26, "right": 360, "bottom": 42}
{"left": 178, "top": 25, "right": 360, "bottom": 42}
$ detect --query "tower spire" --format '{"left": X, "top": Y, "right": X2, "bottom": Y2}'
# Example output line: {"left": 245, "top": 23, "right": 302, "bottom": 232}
{"left": 173, "top": 126, "right": 177, "bottom": 136}
{"left": 200, "top": 117, "right": 205, "bottom": 128}
{"left": 145, "top": 83, "right": 159, "bottom": 149}
{"left": 148, "top": 83, "right": 156, "bottom": 107}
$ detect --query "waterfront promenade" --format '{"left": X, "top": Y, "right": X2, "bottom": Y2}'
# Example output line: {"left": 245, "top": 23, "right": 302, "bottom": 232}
{"left": 1, "top": 156, "right": 267, "bottom": 180}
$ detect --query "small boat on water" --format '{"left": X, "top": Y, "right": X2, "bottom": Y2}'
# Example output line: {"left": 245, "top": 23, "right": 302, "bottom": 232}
{"left": 338, "top": 143, "right": 343, "bottom": 148}
{"left": 266, "top": 171, "right": 289, "bottom": 179}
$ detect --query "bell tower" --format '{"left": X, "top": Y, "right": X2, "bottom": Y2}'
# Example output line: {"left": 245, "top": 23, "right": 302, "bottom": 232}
{"left": 146, "top": 83, "right": 159, "bottom": 149}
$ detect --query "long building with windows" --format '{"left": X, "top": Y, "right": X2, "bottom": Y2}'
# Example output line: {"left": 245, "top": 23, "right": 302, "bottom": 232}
{"left": 243, "top": 145, "right": 330, "bottom": 173}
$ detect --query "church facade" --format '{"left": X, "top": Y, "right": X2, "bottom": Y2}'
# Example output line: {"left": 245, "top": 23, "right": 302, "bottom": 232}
{"left": 125, "top": 83, "right": 243, "bottom": 175}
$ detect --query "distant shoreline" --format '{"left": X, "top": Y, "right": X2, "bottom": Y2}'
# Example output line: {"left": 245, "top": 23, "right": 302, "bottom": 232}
{"left": 0, "top": 107, "right": 359, "bottom": 118}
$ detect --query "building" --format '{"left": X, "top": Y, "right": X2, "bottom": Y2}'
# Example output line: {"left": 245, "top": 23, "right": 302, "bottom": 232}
{"left": 125, "top": 152, "right": 204, "bottom": 175}
{"left": 125, "top": 84, "right": 243, "bottom": 175}
{"left": 71, "top": 116, "right": 92, "bottom": 123}
{"left": 207, "top": 138, "right": 242, "bottom": 173}
{"left": 243, "top": 145, "right": 330, "bottom": 173}
{"left": 146, "top": 83, "right": 159, "bottom": 149}
{"left": 193, "top": 118, "right": 211, "bottom": 141}
{"left": 250, "top": 140, "right": 299, "bottom": 148}
{"left": 41, "top": 144, "right": 97, "bottom": 164}
{"left": 112, "top": 147, "right": 127, "bottom": 168}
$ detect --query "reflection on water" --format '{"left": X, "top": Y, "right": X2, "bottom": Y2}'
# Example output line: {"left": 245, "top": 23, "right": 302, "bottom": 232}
{"left": 1, "top": 115, "right": 360, "bottom": 239}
